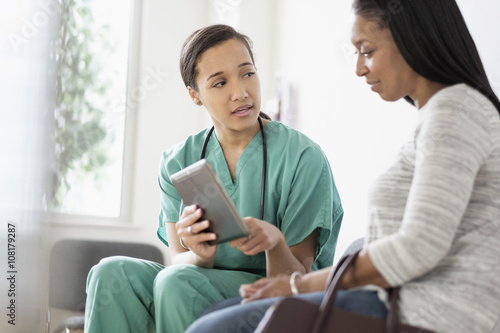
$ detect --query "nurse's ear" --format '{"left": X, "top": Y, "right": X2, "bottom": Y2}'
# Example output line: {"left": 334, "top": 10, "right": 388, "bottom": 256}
{"left": 188, "top": 86, "right": 203, "bottom": 106}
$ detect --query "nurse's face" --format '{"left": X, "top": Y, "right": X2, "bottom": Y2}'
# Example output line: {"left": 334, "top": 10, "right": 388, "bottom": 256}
{"left": 190, "top": 39, "right": 261, "bottom": 133}
{"left": 351, "top": 15, "right": 419, "bottom": 102}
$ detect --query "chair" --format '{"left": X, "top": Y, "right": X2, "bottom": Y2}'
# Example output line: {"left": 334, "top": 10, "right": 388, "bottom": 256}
{"left": 48, "top": 239, "right": 165, "bottom": 333}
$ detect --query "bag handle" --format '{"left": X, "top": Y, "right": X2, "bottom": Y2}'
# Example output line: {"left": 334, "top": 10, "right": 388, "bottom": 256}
{"left": 386, "top": 287, "right": 401, "bottom": 332}
{"left": 310, "top": 250, "right": 400, "bottom": 333}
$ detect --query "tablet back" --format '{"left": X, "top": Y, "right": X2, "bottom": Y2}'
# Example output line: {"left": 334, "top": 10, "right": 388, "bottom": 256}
{"left": 170, "top": 159, "right": 250, "bottom": 244}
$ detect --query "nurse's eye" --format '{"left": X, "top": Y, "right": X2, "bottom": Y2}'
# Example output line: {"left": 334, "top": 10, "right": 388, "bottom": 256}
{"left": 213, "top": 80, "right": 227, "bottom": 88}
{"left": 243, "top": 72, "right": 255, "bottom": 78}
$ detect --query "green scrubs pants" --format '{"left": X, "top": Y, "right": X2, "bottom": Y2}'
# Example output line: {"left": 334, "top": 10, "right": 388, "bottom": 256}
{"left": 84, "top": 256, "right": 262, "bottom": 333}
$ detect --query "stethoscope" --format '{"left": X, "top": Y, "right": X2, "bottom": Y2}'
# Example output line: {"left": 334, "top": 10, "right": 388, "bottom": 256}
{"left": 200, "top": 116, "right": 267, "bottom": 220}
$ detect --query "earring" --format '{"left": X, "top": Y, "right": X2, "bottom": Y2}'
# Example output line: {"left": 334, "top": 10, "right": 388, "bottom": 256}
{"left": 196, "top": 101, "right": 202, "bottom": 106}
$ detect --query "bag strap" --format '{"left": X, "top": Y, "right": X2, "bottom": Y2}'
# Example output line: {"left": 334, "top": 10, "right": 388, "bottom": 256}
{"left": 310, "top": 251, "right": 359, "bottom": 333}
{"left": 310, "top": 250, "right": 401, "bottom": 333}
{"left": 386, "top": 287, "right": 401, "bottom": 333}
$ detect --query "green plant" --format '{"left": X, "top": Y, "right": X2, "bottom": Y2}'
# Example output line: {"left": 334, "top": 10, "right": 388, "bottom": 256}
{"left": 50, "top": 0, "right": 115, "bottom": 208}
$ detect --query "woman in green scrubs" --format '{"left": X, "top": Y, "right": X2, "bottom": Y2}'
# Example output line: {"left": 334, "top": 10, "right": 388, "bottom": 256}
{"left": 84, "top": 24, "right": 343, "bottom": 333}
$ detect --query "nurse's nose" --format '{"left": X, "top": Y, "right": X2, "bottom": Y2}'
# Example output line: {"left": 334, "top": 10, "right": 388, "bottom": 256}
{"left": 231, "top": 82, "right": 248, "bottom": 101}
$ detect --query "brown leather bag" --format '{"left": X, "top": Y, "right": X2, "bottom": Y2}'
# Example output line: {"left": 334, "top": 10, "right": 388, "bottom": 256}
{"left": 255, "top": 251, "right": 435, "bottom": 333}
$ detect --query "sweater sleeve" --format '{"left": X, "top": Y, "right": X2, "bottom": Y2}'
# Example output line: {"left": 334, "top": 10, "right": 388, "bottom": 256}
{"left": 368, "top": 89, "right": 493, "bottom": 286}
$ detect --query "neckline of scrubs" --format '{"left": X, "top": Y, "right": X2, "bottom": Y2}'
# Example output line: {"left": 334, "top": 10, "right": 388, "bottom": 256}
{"left": 205, "top": 121, "right": 274, "bottom": 195}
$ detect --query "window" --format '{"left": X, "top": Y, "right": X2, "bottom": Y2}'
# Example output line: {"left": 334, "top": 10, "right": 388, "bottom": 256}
{"left": 47, "top": 0, "right": 136, "bottom": 218}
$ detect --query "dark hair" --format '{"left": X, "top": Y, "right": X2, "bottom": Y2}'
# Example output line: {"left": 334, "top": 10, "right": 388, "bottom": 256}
{"left": 179, "top": 24, "right": 271, "bottom": 120}
{"left": 353, "top": 0, "right": 500, "bottom": 114}
{"left": 180, "top": 24, "right": 254, "bottom": 91}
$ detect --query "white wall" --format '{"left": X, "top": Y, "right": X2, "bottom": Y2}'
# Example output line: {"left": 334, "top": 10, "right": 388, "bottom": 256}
{"left": 49, "top": 0, "right": 500, "bottom": 265}
{"left": 272, "top": 0, "right": 417, "bottom": 261}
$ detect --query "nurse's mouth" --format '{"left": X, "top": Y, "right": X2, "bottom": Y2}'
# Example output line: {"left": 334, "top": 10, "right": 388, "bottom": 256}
{"left": 232, "top": 105, "right": 253, "bottom": 117}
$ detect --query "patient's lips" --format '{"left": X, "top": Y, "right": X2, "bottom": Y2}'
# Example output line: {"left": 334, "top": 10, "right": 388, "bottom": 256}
{"left": 367, "top": 80, "right": 380, "bottom": 91}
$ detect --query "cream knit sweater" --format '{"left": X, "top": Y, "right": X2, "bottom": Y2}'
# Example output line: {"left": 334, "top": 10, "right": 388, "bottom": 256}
{"left": 366, "top": 84, "right": 500, "bottom": 333}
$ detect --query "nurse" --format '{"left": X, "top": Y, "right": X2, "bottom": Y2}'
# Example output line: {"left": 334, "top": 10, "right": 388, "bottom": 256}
{"left": 84, "top": 24, "right": 343, "bottom": 333}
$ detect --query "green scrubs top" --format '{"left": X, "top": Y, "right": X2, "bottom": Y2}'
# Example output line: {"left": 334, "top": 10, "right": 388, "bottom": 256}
{"left": 158, "top": 121, "right": 343, "bottom": 276}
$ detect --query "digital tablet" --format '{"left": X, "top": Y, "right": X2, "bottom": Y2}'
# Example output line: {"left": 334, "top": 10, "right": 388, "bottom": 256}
{"left": 170, "top": 159, "right": 250, "bottom": 244}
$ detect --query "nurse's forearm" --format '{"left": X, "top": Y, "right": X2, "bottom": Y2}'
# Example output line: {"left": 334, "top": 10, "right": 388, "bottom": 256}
{"left": 266, "top": 229, "right": 318, "bottom": 277}
{"left": 265, "top": 240, "right": 305, "bottom": 276}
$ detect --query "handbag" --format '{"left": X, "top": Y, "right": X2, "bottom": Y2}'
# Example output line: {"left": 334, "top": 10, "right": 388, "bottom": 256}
{"left": 254, "top": 250, "right": 435, "bottom": 333}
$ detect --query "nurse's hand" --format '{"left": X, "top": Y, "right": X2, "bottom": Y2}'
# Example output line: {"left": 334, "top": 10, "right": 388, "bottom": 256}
{"left": 229, "top": 217, "right": 285, "bottom": 256}
{"left": 177, "top": 205, "right": 218, "bottom": 261}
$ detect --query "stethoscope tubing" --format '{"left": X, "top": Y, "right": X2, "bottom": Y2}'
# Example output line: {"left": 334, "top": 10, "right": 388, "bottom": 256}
{"left": 200, "top": 117, "right": 267, "bottom": 220}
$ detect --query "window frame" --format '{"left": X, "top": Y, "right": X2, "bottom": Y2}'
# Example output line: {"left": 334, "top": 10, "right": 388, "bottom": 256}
{"left": 45, "top": 0, "right": 142, "bottom": 227}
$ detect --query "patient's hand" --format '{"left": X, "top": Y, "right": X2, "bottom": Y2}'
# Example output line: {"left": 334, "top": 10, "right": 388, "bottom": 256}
{"left": 239, "top": 275, "right": 292, "bottom": 303}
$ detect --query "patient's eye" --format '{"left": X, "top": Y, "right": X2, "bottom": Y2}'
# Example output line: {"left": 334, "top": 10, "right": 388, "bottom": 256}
{"left": 359, "top": 45, "right": 374, "bottom": 57}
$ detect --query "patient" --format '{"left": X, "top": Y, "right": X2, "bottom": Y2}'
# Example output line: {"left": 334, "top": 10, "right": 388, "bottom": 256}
{"left": 186, "top": 1, "right": 500, "bottom": 332}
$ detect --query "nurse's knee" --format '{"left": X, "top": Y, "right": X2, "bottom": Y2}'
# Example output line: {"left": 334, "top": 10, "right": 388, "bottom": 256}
{"left": 154, "top": 264, "right": 204, "bottom": 298}
{"left": 87, "top": 256, "right": 143, "bottom": 294}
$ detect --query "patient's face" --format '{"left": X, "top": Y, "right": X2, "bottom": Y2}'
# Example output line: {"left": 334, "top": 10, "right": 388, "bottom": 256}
{"left": 193, "top": 39, "right": 262, "bottom": 133}
{"left": 350, "top": 15, "right": 419, "bottom": 102}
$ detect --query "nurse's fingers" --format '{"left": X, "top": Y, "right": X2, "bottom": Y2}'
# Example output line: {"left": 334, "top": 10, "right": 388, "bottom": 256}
{"left": 178, "top": 227, "right": 218, "bottom": 249}
{"left": 184, "top": 220, "right": 211, "bottom": 236}
{"left": 193, "top": 232, "right": 218, "bottom": 244}
{"left": 229, "top": 236, "right": 250, "bottom": 248}
{"left": 178, "top": 219, "right": 214, "bottom": 245}
{"left": 177, "top": 207, "right": 203, "bottom": 230}
{"left": 237, "top": 237, "right": 267, "bottom": 256}
{"left": 180, "top": 205, "right": 198, "bottom": 219}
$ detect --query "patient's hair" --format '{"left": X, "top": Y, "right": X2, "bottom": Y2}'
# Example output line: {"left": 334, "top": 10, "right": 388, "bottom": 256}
{"left": 352, "top": 0, "right": 500, "bottom": 113}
